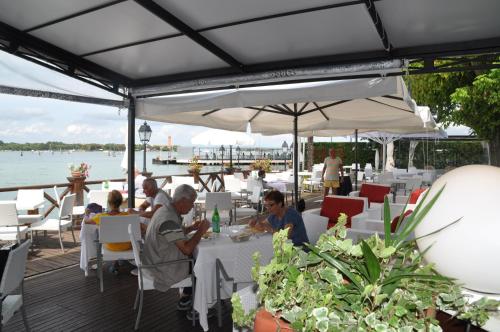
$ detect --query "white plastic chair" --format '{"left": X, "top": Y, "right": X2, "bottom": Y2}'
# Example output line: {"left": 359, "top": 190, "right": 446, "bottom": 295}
{"left": 364, "top": 167, "right": 373, "bottom": 181}
{"left": 224, "top": 177, "right": 244, "bottom": 197}
{"left": 53, "top": 186, "right": 85, "bottom": 219}
{"left": 205, "top": 192, "right": 233, "bottom": 225}
{"left": 29, "top": 194, "right": 76, "bottom": 252}
{"left": 128, "top": 225, "right": 194, "bottom": 330}
{"left": 88, "top": 190, "right": 109, "bottom": 211}
{"left": 0, "top": 239, "right": 31, "bottom": 331}
{"left": 0, "top": 202, "right": 29, "bottom": 244}
{"left": 302, "top": 213, "right": 328, "bottom": 246}
{"left": 303, "top": 170, "right": 323, "bottom": 192}
{"left": 16, "top": 189, "right": 44, "bottom": 225}
{"left": 235, "top": 185, "right": 262, "bottom": 218}
{"left": 96, "top": 215, "right": 140, "bottom": 292}
{"left": 215, "top": 239, "right": 272, "bottom": 327}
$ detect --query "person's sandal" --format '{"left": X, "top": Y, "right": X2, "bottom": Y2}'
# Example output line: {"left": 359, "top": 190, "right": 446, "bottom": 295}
{"left": 177, "top": 296, "right": 192, "bottom": 311}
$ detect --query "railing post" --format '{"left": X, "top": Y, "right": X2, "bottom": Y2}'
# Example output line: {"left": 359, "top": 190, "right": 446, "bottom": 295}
{"left": 67, "top": 176, "right": 86, "bottom": 206}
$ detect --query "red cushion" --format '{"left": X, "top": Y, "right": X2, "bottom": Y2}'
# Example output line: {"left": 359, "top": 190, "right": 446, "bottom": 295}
{"left": 391, "top": 209, "right": 413, "bottom": 232}
{"left": 359, "top": 184, "right": 391, "bottom": 204}
{"left": 409, "top": 188, "right": 426, "bottom": 204}
{"left": 320, "top": 196, "right": 365, "bottom": 229}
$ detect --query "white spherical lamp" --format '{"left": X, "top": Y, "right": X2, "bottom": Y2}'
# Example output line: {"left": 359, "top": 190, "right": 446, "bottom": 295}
{"left": 415, "top": 165, "right": 500, "bottom": 294}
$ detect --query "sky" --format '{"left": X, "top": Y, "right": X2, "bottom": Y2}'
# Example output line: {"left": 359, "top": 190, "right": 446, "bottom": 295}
{"left": 0, "top": 51, "right": 470, "bottom": 147}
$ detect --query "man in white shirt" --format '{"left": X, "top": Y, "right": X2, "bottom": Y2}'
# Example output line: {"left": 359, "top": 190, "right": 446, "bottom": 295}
{"left": 137, "top": 178, "right": 171, "bottom": 218}
{"left": 321, "top": 148, "right": 344, "bottom": 197}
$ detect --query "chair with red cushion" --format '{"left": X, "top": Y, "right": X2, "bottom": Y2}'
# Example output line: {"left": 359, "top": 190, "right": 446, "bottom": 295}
{"left": 318, "top": 195, "right": 368, "bottom": 228}
{"left": 409, "top": 188, "right": 427, "bottom": 204}
{"left": 358, "top": 183, "right": 391, "bottom": 205}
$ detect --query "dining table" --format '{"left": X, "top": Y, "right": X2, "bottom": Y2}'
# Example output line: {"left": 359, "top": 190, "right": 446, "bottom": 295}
{"left": 193, "top": 226, "right": 273, "bottom": 331}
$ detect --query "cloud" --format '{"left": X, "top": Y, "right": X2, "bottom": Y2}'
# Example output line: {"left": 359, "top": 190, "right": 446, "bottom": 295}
{"left": 1, "top": 107, "right": 50, "bottom": 120}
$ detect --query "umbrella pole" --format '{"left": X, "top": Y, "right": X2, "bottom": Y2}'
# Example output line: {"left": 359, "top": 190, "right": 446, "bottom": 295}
{"left": 293, "top": 114, "right": 299, "bottom": 206}
{"left": 127, "top": 96, "right": 136, "bottom": 208}
{"left": 354, "top": 129, "right": 358, "bottom": 191}
{"left": 229, "top": 145, "right": 233, "bottom": 169}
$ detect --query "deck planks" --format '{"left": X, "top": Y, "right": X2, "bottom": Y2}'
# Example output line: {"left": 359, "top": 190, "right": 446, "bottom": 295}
{"left": 4, "top": 265, "right": 233, "bottom": 331}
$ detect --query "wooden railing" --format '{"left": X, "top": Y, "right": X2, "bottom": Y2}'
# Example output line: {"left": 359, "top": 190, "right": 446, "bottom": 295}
{"left": 0, "top": 171, "right": 242, "bottom": 218}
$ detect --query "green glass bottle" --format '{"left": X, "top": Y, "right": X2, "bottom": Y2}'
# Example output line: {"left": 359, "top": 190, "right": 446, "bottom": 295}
{"left": 212, "top": 204, "right": 220, "bottom": 233}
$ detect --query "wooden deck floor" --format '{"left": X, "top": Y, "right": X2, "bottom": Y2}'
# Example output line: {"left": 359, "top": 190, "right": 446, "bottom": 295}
{"left": 3, "top": 265, "right": 233, "bottom": 332}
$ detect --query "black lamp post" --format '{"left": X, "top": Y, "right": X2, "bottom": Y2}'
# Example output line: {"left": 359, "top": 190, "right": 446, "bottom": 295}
{"left": 138, "top": 121, "right": 152, "bottom": 175}
{"left": 236, "top": 146, "right": 241, "bottom": 167}
{"left": 219, "top": 145, "right": 226, "bottom": 170}
{"left": 282, "top": 141, "right": 289, "bottom": 171}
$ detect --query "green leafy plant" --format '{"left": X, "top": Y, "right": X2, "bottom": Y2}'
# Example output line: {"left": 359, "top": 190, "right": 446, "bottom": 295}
{"left": 232, "top": 186, "right": 499, "bottom": 331}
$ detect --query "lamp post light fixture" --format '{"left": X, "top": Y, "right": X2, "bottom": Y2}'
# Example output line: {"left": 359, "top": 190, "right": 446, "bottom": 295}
{"left": 138, "top": 121, "right": 152, "bottom": 175}
{"left": 282, "top": 141, "right": 289, "bottom": 171}
{"left": 236, "top": 146, "right": 241, "bottom": 167}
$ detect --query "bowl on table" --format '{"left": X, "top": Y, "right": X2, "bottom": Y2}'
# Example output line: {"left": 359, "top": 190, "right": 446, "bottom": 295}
{"left": 229, "top": 231, "right": 252, "bottom": 242}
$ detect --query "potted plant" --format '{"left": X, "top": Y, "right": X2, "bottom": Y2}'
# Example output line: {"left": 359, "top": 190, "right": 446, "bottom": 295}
{"left": 68, "top": 162, "right": 90, "bottom": 178}
{"left": 251, "top": 159, "right": 272, "bottom": 172}
{"left": 188, "top": 156, "right": 203, "bottom": 180}
{"left": 232, "top": 188, "right": 499, "bottom": 331}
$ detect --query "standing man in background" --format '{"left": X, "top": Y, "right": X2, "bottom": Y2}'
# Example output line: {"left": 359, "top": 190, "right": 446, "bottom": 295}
{"left": 321, "top": 147, "right": 344, "bottom": 197}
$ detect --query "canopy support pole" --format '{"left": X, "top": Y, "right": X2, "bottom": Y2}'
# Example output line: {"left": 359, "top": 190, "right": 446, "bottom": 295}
{"left": 229, "top": 145, "right": 233, "bottom": 169}
{"left": 354, "top": 129, "right": 358, "bottom": 190}
{"left": 128, "top": 96, "right": 136, "bottom": 208}
{"left": 382, "top": 143, "right": 387, "bottom": 173}
{"left": 293, "top": 113, "right": 299, "bottom": 206}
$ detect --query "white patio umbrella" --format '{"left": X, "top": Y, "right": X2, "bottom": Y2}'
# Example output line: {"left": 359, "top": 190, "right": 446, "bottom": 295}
{"left": 191, "top": 129, "right": 255, "bottom": 146}
{"left": 135, "top": 76, "right": 426, "bottom": 203}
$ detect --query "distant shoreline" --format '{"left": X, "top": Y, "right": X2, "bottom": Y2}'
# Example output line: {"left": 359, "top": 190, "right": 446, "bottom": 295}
{"left": 0, "top": 141, "right": 177, "bottom": 152}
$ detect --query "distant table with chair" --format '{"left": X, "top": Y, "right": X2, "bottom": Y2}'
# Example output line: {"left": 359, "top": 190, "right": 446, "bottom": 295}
{"left": 193, "top": 229, "right": 273, "bottom": 331}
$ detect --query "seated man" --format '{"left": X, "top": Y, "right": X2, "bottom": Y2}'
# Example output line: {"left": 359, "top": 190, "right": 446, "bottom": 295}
{"left": 249, "top": 190, "right": 309, "bottom": 247}
{"left": 143, "top": 184, "right": 210, "bottom": 310}
{"left": 130, "top": 178, "right": 171, "bottom": 229}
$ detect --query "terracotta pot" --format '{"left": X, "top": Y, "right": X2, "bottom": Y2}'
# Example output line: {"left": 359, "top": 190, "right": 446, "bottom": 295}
{"left": 254, "top": 309, "right": 292, "bottom": 332}
{"left": 71, "top": 171, "right": 84, "bottom": 177}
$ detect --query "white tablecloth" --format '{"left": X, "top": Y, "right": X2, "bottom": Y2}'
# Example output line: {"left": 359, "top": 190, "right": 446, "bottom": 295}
{"left": 266, "top": 180, "right": 291, "bottom": 192}
{"left": 193, "top": 229, "right": 273, "bottom": 331}
{"left": 79, "top": 222, "right": 97, "bottom": 276}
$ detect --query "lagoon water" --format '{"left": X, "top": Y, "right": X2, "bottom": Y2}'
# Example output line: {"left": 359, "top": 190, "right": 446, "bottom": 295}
{"left": 0, "top": 150, "right": 221, "bottom": 200}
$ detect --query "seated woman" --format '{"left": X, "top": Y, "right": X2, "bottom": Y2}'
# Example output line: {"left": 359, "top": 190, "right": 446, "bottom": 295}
{"left": 85, "top": 190, "right": 131, "bottom": 252}
{"left": 249, "top": 190, "right": 309, "bottom": 247}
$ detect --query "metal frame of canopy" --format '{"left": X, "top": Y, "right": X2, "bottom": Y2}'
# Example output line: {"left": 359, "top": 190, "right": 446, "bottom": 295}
{"left": 0, "top": 0, "right": 499, "bottom": 95}
{"left": 132, "top": 76, "right": 431, "bottom": 205}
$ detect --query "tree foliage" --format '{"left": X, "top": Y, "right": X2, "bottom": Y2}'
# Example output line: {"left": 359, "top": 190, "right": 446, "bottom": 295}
{"left": 450, "top": 69, "right": 500, "bottom": 140}
{"left": 406, "top": 64, "right": 500, "bottom": 165}
{"left": 407, "top": 66, "right": 500, "bottom": 140}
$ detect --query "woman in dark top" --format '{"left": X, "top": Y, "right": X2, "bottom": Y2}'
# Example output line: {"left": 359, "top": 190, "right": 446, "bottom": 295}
{"left": 249, "top": 190, "right": 309, "bottom": 247}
